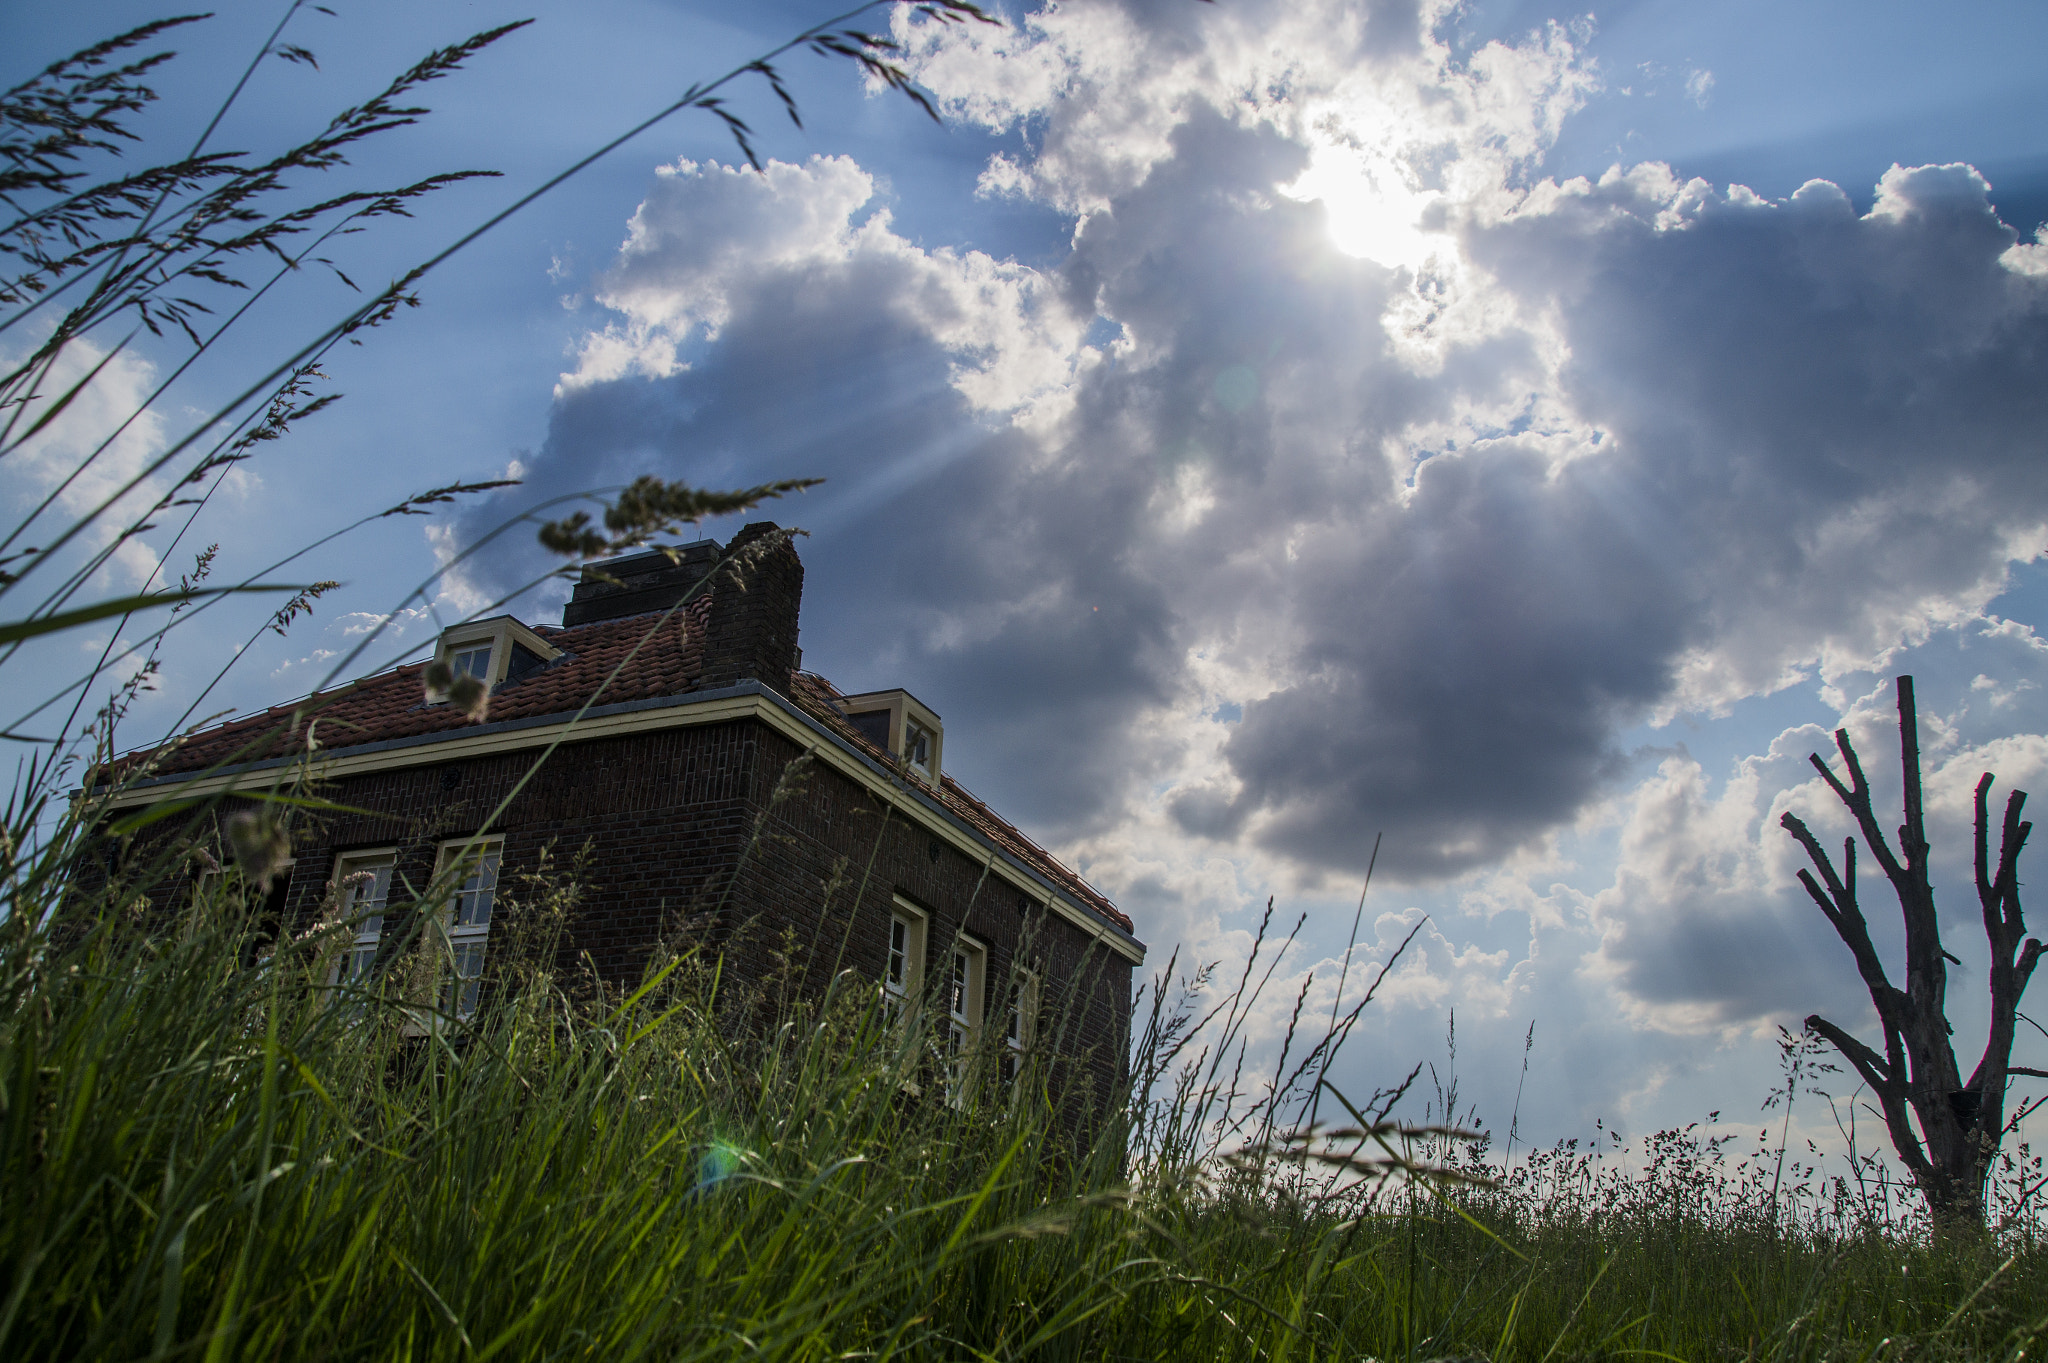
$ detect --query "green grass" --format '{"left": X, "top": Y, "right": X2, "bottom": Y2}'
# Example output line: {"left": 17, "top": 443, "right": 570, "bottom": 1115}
{"left": 3, "top": 847, "right": 2044, "bottom": 1362}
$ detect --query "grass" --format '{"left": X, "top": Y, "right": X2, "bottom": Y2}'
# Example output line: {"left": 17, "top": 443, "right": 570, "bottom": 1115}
{"left": 3, "top": 844, "right": 2044, "bottom": 1362}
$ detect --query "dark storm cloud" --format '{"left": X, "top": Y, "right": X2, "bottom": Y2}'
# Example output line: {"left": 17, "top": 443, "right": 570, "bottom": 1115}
{"left": 1471, "top": 168, "right": 2048, "bottom": 690}
{"left": 1195, "top": 165, "right": 2048, "bottom": 879}
{"left": 461, "top": 48, "right": 2048, "bottom": 893}
{"left": 1201, "top": 442, "right": 1697, "bottom": 874}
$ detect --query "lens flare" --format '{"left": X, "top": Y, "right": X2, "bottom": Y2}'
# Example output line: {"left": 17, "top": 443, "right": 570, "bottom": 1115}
{"left": 694, "top": 1138, "right": 744, "bottom": 1195}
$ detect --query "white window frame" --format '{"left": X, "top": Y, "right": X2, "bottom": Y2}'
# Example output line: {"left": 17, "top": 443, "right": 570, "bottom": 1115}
{"left": 327, "top": 848, "right": 396, "bottom": 1008}
{"left": 433, "top": 836, "right": 502, "bottom": 1022}
{"left": 944, "top": 934, "right": 987, "bottom": 1108}
{"left": 1001, "top": 968, "right": 1037, "bottom": 1088}
{"left": 902, "top": 717, "right": 935, "bottom": 777}
{"left": 448, "top": 643, "right": 492, "bottom": 681}
{"left": 884, "top": 896, "right": 928, "bottom": 1023}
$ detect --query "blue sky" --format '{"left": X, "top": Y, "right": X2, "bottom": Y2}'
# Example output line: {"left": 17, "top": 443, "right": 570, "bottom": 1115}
{"left": 8, "top": 0, "right": 2048, "bottom": 1159}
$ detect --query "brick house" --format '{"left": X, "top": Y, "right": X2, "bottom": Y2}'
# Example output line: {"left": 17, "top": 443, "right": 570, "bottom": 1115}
{"left": 99, "top": 524, "right": 1144, "bottom": 1109}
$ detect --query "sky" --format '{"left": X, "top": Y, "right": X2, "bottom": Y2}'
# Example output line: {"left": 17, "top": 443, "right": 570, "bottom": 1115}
{"left": 7, "top": 0, "right": 2048, "bottom": 1163}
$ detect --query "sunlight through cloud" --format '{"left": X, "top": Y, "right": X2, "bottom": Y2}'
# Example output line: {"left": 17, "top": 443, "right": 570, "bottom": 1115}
{"left": 1284, "top": 143, "right": 1447, "bottom": 270}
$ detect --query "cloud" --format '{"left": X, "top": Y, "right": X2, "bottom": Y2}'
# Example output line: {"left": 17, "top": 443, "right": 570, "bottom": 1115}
{"left": 1471, "top": 164, "right": 2048, "bottom": 715}
{"left": 0, "top": 335, "right": 176, "bottom": 588}
{"left": 459, "top": 0, "right": 2048, "bottom": 917}
{"left": 555, "top": 154, "right": 1089, "bottom": 417}
{"left": 1582, "top": 629, "right": 2048, "bottom": 1034}
{"left": 559, "top": 156, "right": 883, "bottom": 391}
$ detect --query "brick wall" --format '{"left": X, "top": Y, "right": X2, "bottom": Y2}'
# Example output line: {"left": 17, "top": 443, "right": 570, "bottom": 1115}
{"left": 716, "top": 723, "right": 1135, "bottom": 1121}
{"left": 128, "top": 713, "right": 1133, "bottom": 1118}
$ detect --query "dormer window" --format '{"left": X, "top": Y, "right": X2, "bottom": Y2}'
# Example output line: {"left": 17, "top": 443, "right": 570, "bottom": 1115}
{"left": 839, "top": 689, "right": 943, "bottom": 784}
{"left": 431, "top": 616, "right": 562, "bottom": 703}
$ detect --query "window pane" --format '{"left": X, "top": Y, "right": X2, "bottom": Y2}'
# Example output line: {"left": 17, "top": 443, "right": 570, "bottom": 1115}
{"left": 342, "top": 944, "right": 377, "bottom": 986}
{"left": 452, "top": 849, "right": 499, "bottom": 929}
{"left": 446, "top": 941, "right": 486, "bottom": 1018}
{"left": 451, "top": 646, "right": 491, "bottom": 679}
{"left": 331, "top": 941, "right": 379, "bottom": 1019}
{"left": 340, "top": 858, "right": 392, "bottom": 939}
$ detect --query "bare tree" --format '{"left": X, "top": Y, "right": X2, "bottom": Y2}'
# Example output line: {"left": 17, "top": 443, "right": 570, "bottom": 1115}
{"left": 1780, "top": 675, "right": 2046, "bottom": 1227}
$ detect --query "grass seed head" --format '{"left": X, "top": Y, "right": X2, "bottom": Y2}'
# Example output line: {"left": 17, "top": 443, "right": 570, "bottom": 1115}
{"left": 224, "top": 811, "right": 291, "bottom": 891}
{"left": 448, "top": 673, "right": 489, "bottom": 722}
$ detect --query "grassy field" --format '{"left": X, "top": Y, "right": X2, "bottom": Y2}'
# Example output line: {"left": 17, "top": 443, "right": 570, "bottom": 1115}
{"left": 3, "top": 841, "right": 2043, "bottom": 1363}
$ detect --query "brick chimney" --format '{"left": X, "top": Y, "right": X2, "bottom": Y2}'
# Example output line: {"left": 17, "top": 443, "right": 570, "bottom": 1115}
{"left": 561, "top": 540, "right": 720, "bottom": 627}
{"left": 697, "top": 522, "right": 804, "bottom": 697}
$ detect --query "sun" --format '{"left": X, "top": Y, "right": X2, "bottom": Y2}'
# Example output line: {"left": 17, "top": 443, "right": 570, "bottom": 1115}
{"left": 1284, "top": 142, "right": 1447, "bottom": 271}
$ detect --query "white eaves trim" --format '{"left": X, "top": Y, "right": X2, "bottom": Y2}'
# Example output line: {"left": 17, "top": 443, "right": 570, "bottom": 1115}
{"left": 98, "top": 680, "right": 1146, "bottom": 964}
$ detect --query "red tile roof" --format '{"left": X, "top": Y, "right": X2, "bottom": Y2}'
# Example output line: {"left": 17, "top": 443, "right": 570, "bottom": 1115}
{"left": 123, "top": 604, "right": 1133, "bottom": 935}
{"left": 144, "top": 599, "right": 712, "bottom": 775}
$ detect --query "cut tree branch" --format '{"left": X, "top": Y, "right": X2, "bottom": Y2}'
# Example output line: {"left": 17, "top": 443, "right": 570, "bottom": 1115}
{"left": 1806, "top": 1013, "right": 1929, "bottom": 1180}
{"left": 1782, "top": 812, "right": 1900, "bottom": 1015}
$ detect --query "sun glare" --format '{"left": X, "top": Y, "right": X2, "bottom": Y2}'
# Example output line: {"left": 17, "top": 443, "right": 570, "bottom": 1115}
{"left": 1285, "top": 144, "right": 1446, "bottom": 271}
